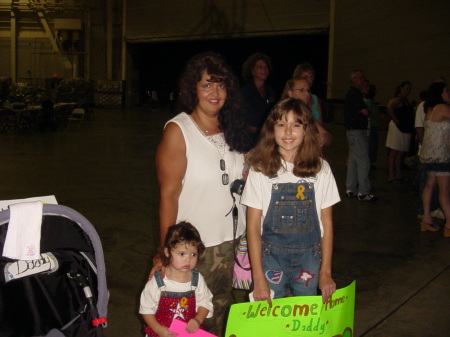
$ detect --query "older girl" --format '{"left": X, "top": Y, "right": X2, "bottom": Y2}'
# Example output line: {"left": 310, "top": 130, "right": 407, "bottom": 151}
{"left": 241, "top": 98, "right": 340, "bottom": 304}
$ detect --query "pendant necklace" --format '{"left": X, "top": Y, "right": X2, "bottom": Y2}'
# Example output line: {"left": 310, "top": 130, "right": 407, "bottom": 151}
{"left": 208, "top": 133, "right": 229, "bottom": 185}
{"left": 191, "top": 112, "right": 229, "bottom": 185}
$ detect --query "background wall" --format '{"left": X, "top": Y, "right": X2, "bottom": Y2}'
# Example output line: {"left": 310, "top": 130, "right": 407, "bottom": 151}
{"left": 330, "top": 0, "right": 450, "bottom": 105}
{"left": 1, "top": 0, "right": 449, "bottom": 107}
{"left": 125, "top": 0, "right": 330, "bottom": 42}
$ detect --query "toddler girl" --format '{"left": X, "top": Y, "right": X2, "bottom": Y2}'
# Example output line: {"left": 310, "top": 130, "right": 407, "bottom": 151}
{"left": 140, "top": 222, "right": 213, "bottom": 337}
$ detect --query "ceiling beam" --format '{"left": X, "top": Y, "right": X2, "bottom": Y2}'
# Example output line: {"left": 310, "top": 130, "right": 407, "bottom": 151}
{"left": 36, "top": 9, "right": 58, "bottom": 52}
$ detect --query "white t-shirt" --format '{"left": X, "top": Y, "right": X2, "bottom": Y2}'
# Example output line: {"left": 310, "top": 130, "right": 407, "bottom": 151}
{"left": 415, "top": 101, "right": 425, "bottom": 128}
{"left": 139, "top": 272, "right": 213, "bottom": 317}
{"left": 241, "top": 159, "right": 340, "bottom": 236}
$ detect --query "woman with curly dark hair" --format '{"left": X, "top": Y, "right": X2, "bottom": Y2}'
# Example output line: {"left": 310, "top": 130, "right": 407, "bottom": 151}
{"left": 151, "top": 51, "right": 252, "bottom": 336}
{"left": 241, "top": 52, "right": 277, "bottom": 144}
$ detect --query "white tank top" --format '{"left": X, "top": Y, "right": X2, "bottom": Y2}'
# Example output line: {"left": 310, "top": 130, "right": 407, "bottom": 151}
{"left": 166, "top": 113, "right": 246, "bottom": 247}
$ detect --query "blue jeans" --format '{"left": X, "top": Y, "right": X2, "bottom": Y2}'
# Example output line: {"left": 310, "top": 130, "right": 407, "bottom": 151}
{"left": 262, "top": 242, "right": 321, "bottom": 298}
{"left": 346, "top": 129, "right": 371, "bottom": 195}
{"left": 261, "top": 182, "right": 321, "bottom": 299}
{"left": 369, "top": 126, "right": 378, "bottom": 164}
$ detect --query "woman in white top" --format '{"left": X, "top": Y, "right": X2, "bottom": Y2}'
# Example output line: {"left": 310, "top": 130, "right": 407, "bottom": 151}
{"left": 153, "top": 52, "right": 253, "bottom": 337}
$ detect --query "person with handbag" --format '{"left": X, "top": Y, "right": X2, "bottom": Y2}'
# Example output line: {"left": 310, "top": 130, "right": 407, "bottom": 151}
{"left": 241, "top": 98, "right": 340, "bottom": 304}
{"left": 151, "top": 52, "right": 253, "bottom": 337}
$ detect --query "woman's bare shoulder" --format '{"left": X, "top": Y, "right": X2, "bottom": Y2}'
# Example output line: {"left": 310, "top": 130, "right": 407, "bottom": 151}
{"left": 387, "top": 97, "right": 402, "bottom": 108}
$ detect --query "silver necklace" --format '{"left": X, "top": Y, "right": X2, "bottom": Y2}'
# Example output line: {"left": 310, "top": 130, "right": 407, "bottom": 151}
{"left": 208, "top": 133, "right": 229, "bottom": 185}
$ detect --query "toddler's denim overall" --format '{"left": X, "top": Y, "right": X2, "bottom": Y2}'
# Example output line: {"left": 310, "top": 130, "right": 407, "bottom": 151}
{"left": 144, "top": 270, "right": 200, "bottom": 337}
{"left": 262, "top": 179, "right": 321, "bottom": 299}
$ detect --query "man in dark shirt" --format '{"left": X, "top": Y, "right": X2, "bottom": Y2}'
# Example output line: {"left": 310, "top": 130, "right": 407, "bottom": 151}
{"left": 344, "top": 70, "right": 377, "bottom": 201}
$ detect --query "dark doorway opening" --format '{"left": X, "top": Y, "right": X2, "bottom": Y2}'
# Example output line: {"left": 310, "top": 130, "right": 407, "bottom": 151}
{"left": 129, "top": 34, "right": 329, "bottom": 106}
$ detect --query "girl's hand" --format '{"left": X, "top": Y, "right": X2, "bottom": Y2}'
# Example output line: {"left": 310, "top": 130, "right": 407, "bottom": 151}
{"left": 157, "top": 326, "right": 178, "bottom": 337}
{"left": 185, "top": 318, "right": 201, "bottom": 333}
{"left": 317, "top": 132, "right": 332, "bottom": 147}
{"left": 319, "top": 273, "right": 336, "bottom": 303}
{"left": 148, "top": 255, "right": 166, "bottom": 280}
{"left": 253, "top": 281, "right": 272, "bottom": 307}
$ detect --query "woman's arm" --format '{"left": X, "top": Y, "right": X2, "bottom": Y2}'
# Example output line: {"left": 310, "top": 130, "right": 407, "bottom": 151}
{"left": 317, "top": 97, "right": 324, "bottom": 125}
{"left": 149, "top": 122, "right": 187, "bottom": 280}
{"left": 319, "top": 206, "right": 336, "bottom": 303}
{"left": 315, "top": 122, "right": 332, "bottom": 147}
{"left": 247, "top": 206, "right": 272, "bottom": 305}
{"left": 156, "top": 122, "right": 187, "bottom": 244}
{"left": 387, "top": 97, "right": 401, "bottom": 124}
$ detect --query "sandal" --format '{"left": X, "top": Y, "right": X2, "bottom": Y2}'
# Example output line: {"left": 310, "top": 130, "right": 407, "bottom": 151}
{"left": 444, "top": 227, "right": 450, "bottom": 238}
{"left": 420, "top": 221, "right": 439, "bottom": 232}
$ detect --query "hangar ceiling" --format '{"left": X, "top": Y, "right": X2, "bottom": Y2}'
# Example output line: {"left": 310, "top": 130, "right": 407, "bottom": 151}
{"left": 125, "top": 0, "right": 330, "bottom": 43}
{"left": 0, "top": 0, "right": 87, "bottom": 40}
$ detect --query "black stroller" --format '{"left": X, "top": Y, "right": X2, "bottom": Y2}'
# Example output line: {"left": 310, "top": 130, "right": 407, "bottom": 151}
{"left": 0, "top": 204, "right": 108, "bottom": 337}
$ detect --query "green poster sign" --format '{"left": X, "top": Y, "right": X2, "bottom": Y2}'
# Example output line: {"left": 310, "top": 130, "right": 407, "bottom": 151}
{"left": 226, "top": 281, "right": 355, "bottom": 337}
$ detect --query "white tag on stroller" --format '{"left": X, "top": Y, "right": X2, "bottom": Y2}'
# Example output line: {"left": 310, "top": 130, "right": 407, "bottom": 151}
{"left": 4, "top": 252, "right": 59, "bottom": 283}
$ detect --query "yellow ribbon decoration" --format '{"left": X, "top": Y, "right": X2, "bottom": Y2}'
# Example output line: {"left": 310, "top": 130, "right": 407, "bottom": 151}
{"left": 296, "top": 185, "right": 306, "bottom": 200}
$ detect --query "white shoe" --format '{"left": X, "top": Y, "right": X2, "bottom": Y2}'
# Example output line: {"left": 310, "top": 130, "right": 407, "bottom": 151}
{"left": 431, "top": 208, "right": 445, "bottom": 220}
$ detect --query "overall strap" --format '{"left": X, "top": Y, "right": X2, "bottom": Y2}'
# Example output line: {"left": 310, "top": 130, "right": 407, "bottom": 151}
{"left": 154, "top": 271, "right": 165, "bottom": 289}
{"left": 191, "top": 270, "right": 199, "bottom": 289}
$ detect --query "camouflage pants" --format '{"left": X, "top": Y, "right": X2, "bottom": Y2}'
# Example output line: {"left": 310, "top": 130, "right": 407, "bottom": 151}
{"left": 196, "top": 239, "right": 237, "bottom": 337}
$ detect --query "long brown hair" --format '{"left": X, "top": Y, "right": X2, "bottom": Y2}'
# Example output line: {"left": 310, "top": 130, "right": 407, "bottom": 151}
{"left": 247, "top": 98, "right": 322, "bottom": 177}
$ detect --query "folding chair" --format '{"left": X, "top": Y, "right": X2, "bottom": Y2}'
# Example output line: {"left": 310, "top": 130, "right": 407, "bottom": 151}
{"left": 66, "top": 108, "right": 85, "bottom": 130}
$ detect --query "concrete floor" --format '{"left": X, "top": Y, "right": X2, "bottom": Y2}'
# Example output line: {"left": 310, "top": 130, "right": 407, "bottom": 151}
{"left": 0, "top": 107, "right": 449, "bottom": 337}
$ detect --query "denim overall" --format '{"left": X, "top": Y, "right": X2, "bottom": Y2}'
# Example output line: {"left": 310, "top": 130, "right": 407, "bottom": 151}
{"left": 144, "top": 270, "right": 200, "bottom": 337}
{"left": 261, "top": 177, "right": 321, "bottom": 299}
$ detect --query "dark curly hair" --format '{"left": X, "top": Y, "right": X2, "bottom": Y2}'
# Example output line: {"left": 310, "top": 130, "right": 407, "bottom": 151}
{"left": 159, "top": 222, "right": 206, "bottom": 267}
{"left": 394, "top": 80, "right": 411, "bottom": 97}
{"left": 242, "top": 52, "right": 272, "bottom": 82}
{"left": 424, "top": 82, "right": 446, "bottom": 111}
{"left": 177, "top": 51, "right": 253, "bottom": 153}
